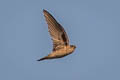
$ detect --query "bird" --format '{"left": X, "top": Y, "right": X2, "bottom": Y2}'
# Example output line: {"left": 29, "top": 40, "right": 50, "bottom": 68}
{"left": 37, "top": 9, "right": 76, "bottom": 61}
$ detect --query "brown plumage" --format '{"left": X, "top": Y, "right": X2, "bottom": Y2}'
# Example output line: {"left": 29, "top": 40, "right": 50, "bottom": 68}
{"left": 37, "top": 9, "right": 76, "bottom": 61}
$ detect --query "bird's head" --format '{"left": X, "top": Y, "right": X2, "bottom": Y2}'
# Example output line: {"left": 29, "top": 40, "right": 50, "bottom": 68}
{"left": 70, "top": 45, "right": 76, "bottom": 49}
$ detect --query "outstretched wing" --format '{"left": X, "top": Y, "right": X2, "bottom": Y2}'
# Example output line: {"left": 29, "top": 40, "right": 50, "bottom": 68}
{"left": 43, "top": 9, "right": 69, "bottom": 51}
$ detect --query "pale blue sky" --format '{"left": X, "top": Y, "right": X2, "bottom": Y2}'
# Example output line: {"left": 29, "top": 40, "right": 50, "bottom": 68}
{"left": 0, "top": 0, "right": 120, "bottom": 80}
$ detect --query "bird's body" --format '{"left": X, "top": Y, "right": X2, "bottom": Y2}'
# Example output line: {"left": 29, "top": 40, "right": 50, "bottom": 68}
{"left": 37, "top": 45, "right": 76, "bottom": 61}
{"left": 37, "top": 9, "right": 76, "bottom": 61}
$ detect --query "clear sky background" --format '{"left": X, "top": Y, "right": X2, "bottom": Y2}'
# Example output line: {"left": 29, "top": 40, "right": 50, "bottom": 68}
{"left": 0, "top": 0, "right": 120, "bottom": 80}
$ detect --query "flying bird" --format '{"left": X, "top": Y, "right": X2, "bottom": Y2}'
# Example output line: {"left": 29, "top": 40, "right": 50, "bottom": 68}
{"left": 37, "top": 9, "right": 76, "bottom": 61}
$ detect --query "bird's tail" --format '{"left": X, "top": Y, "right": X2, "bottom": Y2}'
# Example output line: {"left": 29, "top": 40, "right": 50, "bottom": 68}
{"left": 37, "top": 56, "right": 48, "bottom": 61}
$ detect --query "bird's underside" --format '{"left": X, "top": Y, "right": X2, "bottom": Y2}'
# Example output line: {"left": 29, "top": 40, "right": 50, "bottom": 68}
{"left": 37, "top": 45, "right": 76, "bottom": 61}
{"left": 37, "top": 9, "right": 76, "bottom": 61}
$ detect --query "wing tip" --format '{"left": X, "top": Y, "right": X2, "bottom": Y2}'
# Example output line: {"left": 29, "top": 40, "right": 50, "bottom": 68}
{"left": 43, "top": 9, "right": 46, "bottom": 12}
{"left": 43, "top": 9, "right": 49, "bottom": 14}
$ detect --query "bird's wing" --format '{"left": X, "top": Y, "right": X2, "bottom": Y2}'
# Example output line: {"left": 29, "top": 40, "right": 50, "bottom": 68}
{"left": 43, "top": 9, "right": 69, "bottom": 51}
